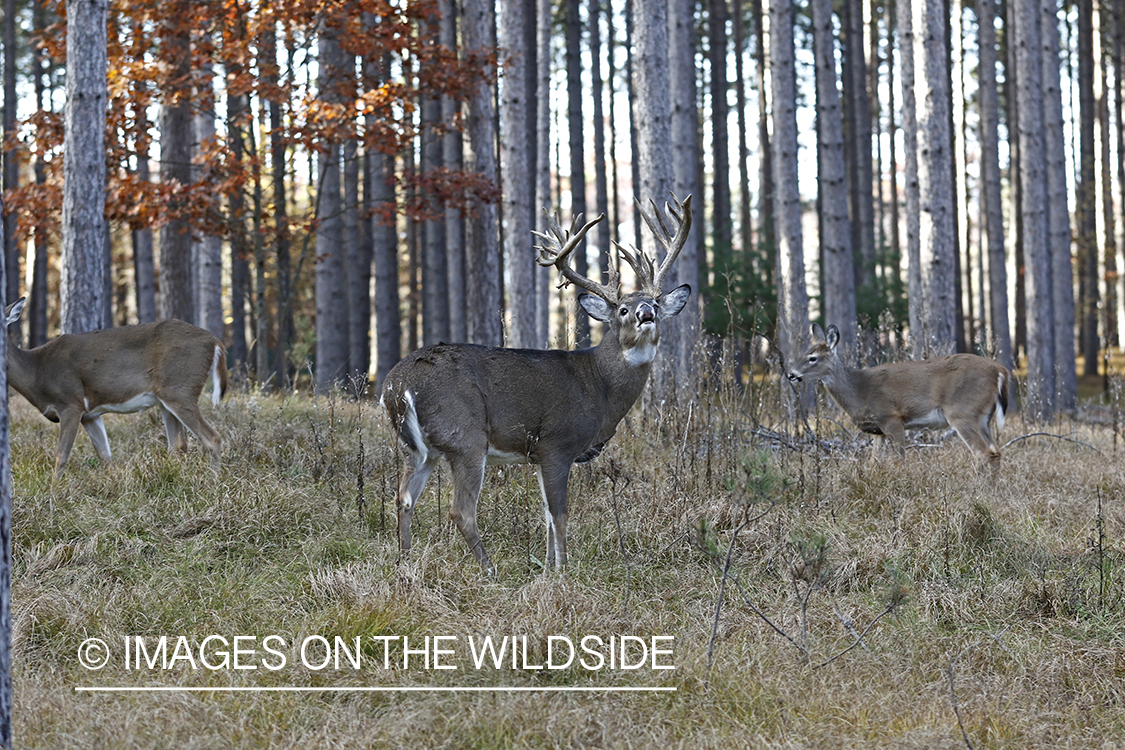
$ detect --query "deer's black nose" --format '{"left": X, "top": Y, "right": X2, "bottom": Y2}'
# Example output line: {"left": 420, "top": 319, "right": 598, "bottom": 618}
{"left": 637, "top": 303, "right": 656, "bottom": 323}
{"left": 787, "top": 373, "right": 802, "bottom": 383}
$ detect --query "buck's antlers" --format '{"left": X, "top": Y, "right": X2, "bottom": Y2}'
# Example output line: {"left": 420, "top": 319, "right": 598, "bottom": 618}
{"left": 533, "top": 211, "right": 613, "bottom": 300}
{"left": 616, "top": 193, "right": 693, "bottom": 297}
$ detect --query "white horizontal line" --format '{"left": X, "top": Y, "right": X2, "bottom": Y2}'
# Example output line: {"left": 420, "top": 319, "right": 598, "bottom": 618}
{"left": 75, "top": 685, "right": 677, "bottom": 693}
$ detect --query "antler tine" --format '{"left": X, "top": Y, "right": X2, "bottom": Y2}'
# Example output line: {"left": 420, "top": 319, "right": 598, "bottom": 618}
{"left": 532, "top": 209, "right": 614, "bottom": 300}
{"left": 634, "top": 193, "right": 693, "bottom": 295}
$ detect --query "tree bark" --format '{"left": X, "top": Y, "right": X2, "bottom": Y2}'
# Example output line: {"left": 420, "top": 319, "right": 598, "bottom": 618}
{"left": 769, "top": 0, "right": 811, "bottom": 374}
{"left": 463, "top": 0, "right": 503, "bottom": 346}
{"left": 1014, "top": 0, "right": 1055, "bottom": 420}
{"left": 669, "top": 0, "right": 701, "bottom": 378}
{"left": 500, "top": 0, "right": 536, "bottom": 348}
{"left": 978, "top": 0, "right": 1015, "bottom": 371}
{"left": 61, "top": 0, "right": 109, "bottom": 334}
{"left": 911, "top": 0, "right": 957, "bottom": 355}
{"left": 421, "top": 10, "right": 449, "bottom": 347}
{"left": 158, "top": 5, "right": 195, "bottom": 324}
{"left": 811, "top": 0, "right": 857, "bottom": 355}
{"left": 1077, "top": 0, "right": 1099, "bottom": 377}
{"left": 536, "top": 0, "right": 553, "bottom": 345}
{"left": 442, "top": 0, "right": 466, "bottom": 343}
{"left": 566, "top": 0, "right": 590, "bottom": 346}
{"left": 3, "top": 0, "right": 19, "bottom": 336}
{"left": 314, "top": 22, "right": 351, "bottom": 392}
{"left": 1043, "top": 0, "right": 1077, "bottom": 409}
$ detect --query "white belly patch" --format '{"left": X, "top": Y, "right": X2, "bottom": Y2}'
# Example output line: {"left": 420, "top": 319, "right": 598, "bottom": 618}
{"left": 86, "top": 392, "right": 159, "bottom": 417}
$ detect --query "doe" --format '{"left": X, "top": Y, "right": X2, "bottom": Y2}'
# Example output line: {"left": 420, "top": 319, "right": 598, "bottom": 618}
{"left": 787, "top": 323, "right": 1011, "bottom": 465}
{"left": 5, "top": 298, "right": 227, "bottom": 476}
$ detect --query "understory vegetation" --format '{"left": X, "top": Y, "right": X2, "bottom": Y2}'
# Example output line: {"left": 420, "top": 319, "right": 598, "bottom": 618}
{"left": 8, "top": 357, "right": 1124, "bottom": 749}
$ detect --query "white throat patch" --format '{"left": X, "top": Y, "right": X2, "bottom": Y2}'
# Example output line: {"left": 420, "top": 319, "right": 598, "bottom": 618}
{"left": 623, "top": 341, "right": 658, "bottom": 366}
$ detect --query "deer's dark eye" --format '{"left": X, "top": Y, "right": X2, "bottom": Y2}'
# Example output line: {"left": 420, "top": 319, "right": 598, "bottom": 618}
{"left": 809, "top": 356, "right": 818, "bottom": 363}
{"left": 619, "top": 307, "right": 629, "bottom": 317}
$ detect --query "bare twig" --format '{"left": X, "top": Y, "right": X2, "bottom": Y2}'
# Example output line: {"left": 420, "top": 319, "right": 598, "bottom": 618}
{"left": 1001, "top": 432, "right": 1101, "bottom": 454}
{"left": 814, "top": 602, "right": 896, "bottom": 669}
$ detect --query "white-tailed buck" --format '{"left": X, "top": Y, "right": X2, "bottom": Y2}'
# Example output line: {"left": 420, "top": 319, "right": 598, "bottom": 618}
{"left": 4, "top": 298, "right": 228, "bottom": 476}
{"left": 787, "top": 323, "right": 1011, "bottom": 465}
{"left": 381, "top": 195, "right": 694, "bottom": 573}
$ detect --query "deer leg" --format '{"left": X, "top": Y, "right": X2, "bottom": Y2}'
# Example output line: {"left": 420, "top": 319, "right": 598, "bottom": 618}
{"left": 159, "top": 397, "right": 221, "bottom": 465}
{"left": 160, "top": 404, "right": 188, "bottom": 452}
{"left": 54, "top": 409, "right": 84, "bottom": 476}
{"left": 952, "top": 419, "right": 1002, "bottom": 468}
{"left": 881, "top": 417, "right": 908, "bottom": 456}
{"left": 536, "top": 462, "right": 571, "bottom": 570}
{"left": 81, "top": 416, "right": 113, "bottom": 464}
{"left": 448, "top": 454, "right": 494, "bottom": 575}
{"left": 396, "top": 451, "right": 436, "bottom": 561}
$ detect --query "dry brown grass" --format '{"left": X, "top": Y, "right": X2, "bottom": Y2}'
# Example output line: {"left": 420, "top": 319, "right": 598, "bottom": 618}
{"left": 7, "top": 370, "right": 1124, "bottom": 749}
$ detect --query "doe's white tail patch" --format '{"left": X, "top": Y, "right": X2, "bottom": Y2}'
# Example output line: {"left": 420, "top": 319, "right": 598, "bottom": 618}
{"left": 995, "top": 373, "right": 1007, "bottom": 430}
{"left": 211, "top": 345, "right": 223, "bottom": 406}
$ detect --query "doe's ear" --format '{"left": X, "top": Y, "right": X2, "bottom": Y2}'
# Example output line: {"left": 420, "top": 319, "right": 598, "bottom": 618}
{"left": 4, "top": 297, "right": 26, "bottom": 327}
{"left": 825, "top": 324, "right": 840, "bottom": 351}
{"left": 578, "top": 294, "right": 614, "bottom": 323}
{"left": 658, "top": 284, "right": 691, "bottom": 319}
{"left": 811, "top": 322, "right": 826, "bottom": 343}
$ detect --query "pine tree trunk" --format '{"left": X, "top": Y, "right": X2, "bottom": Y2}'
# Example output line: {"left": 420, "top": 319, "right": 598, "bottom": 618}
{"left": 536, "top": 0, "right": 553, "bottom": 346}
{"left": 194, "top": 71, "right": 224, "bottom": 340}
{"left": 264, "top": 15, "right": 293, "bottom": 387}
{"left": 1014, "top": 0, "right": 1056, "bottom": 420}
{"left": 753, "top": 0, "right": 775, "bottom": 298}
{"left": 565, "top": 0, "right": 589, "bottom": 346}
{"left": 3, "top": 0, "right": 19, "bottom": 336}
{"left": 421, "top": 12, "right": 449, "bottom": 347}
{"left": 1100, "top": 1, "right": 1118, "bottom": 350}
{"left": 158, "top": 2, "right": 195, "bottom": 324}
{"left": 769, "top": 0, "right": 811, "bottom": 373}
{"left": 368, "top": 47, "right": 401, "bottom": 389}
{"left": 912, "top": 0, "right": 957, "bottom": 355}
{"left": 345, "top": 135, "right": 370, "bottom": 386}
{"left": 1077, "top": 0, "right": 1099, "bottom": 377}
{"left": 590, "top": 0, "right": 611, "bottom": 308}
{"left": 314, "top": 23, "right": 351, "bottom": 392}
{"left": 1043, "top": 0, "right": 1077, "bottom": 408}
{"left": 669, "top": 0, "right": 701, "bottom": 378}
{"left": 443, "top": 0, "right": 466, "bottom": 344}
{"left": 898, "top": 0, "right": 922, "bottom": 355}
{"left": 811, "top": 0, "right": 857, "bottom": 355}
{"left": 978, "top": 0, "right": 1015, "bottom": 371}
{"left": 61, "top": 0, "right": 109, "bottom": 334}
{"left": 842, "top": 0, "right": 876, "bottom": 304}
{"left": 463, "top": 0, "right": 503, "bottom": 347}
{"left": 500, "top": 0, "right": 536, "bottom": 348}
{"left": 29, "top": 0, "right": 51, "bottom": 345}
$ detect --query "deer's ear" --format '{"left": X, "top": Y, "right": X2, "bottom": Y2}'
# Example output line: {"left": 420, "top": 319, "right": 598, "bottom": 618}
{"left": 811, "top": 322, "right": 826, "bottom": 342}
{"left": 658, "top": 285, "right": 691, "bottom": 319}
{"left": 578, "top": 294, "right": 614, "bottom": 323}
{"left": 5, "top": 297, "right": 25, "bottom": 327}
{"left": 825, "top": 325, "right": 840, "bottom": 351}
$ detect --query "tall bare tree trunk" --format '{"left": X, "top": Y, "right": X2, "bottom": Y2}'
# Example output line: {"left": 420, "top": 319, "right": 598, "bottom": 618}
{"left": 669, "top": 0, "right": 701, "bottom": 378}
{"left": 194, "top": 70, "right": 224, "bottom": 340}
{"left": 812, "top": 0, "right": 857, "bottom": 354}
{"left": 565, "top": 0, "right": 590, "bottom": 346}
{"left": 842, "top": 0, "right": 876, "bottom": 310}
{"left": 536, "top": 0, "right": 552, "bottom": 346}
{"left": 441, "top": 0, "right": 466, "bottom": 344}
{"left": 978, "top": 0, "right": 1015, "bottom": 370}
{"left": 158, "top": 4, "right": 195, "bottom": 324}
{"left": 1044, "top": 0, "right": 1077, "bottom": 409}
{"left": 911, "top": 0, "right": 957, "bottom": 355}
{"left": 501, "top": 0, "right": 536, "bottom": 348}
{"left": 463, "top": 0, "right": 503, "bottom": 347}
{"left": 314, "top": 21, "right": 351, "bottom": 392}
{"left": 898, "top": 0, "right": 922, "bottom": 355}
{"left": 753, "top": 0, "right": 775, "bottom": 298}
{"left": 368, "top": 45, "right": 401, "bottom": 388}
{"left": 30, "top": 4, "right": 53, "bottom": 344}
{"left": 590, "top": 0, "right": 611, "bottom": 305}
{"left": 3, "top": 0, "right": 19, "bottom": 336}
{"left": 62, "top": 0, "right": 109, "bottom": 334}
{"left": 1014, "top": 0, "right": 1056, "bottom": 420}
{"left": 769, "top": 0, "right": 811, "bottom": 371}
{"left": 1078, "top": 0, "right": 1100, "bottom": 376}
{"left": 1099, "top": 0, "right": 1118, "bottom": 350}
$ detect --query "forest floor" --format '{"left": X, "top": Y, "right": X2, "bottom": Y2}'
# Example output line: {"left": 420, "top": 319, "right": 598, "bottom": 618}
{"left": 7, "top": 365, "right": 1124, "bottom": 749}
